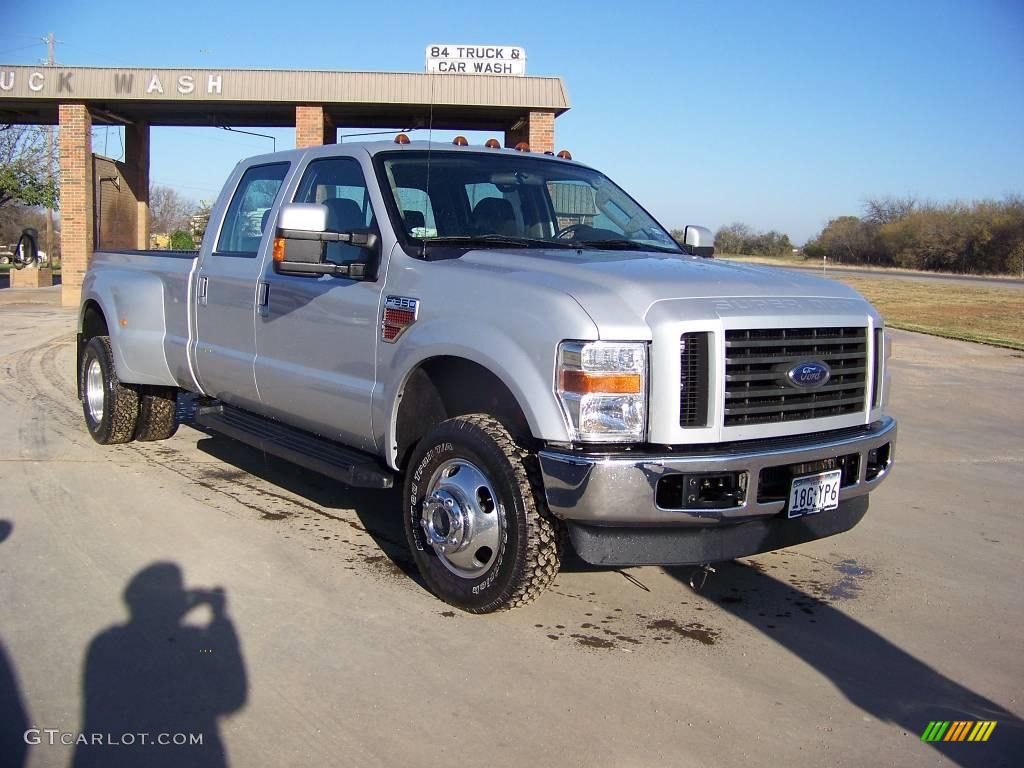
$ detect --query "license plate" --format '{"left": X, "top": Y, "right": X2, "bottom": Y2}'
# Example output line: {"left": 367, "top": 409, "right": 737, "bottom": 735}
{"left": 788, "top": 469, "right": 842, "bottom": 518}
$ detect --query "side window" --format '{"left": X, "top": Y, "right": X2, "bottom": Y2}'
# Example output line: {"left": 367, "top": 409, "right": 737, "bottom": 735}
{"left": 216, "top": 163, "right": 290, "bottom": 256}
{"left": 294, "top": 157, "right": 377, "bottom": 264}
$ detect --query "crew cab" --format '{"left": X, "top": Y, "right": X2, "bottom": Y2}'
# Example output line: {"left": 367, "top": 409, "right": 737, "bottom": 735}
{"left": 76, "top": 137, "right": 896, "bottom": 612}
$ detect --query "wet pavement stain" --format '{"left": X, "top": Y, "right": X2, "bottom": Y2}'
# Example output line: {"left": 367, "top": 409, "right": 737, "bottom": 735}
{"left": 646, "top": 618, "right": 719, "bottom": 646}
{"left": 571, "top": 633, "right": 616, "bottom": 649}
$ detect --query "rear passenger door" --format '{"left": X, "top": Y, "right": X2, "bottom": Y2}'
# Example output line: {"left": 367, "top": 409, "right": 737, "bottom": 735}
{"left": 253, "top": 155, "right": 384, "bottom": 452}
{"left": 193, "top": 162, "right": 290, "bottom": 410}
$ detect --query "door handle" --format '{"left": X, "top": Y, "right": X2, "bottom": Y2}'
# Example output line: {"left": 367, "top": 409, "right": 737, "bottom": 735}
{"left": 256, "top": 280, "right": 270, "bottom": 317}
{"left": 197, "top": 275, "right": 208, "bottom": 306}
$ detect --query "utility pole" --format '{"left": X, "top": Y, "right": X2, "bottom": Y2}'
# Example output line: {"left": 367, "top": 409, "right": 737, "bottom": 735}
{"left": 45, "top": 32, "right": 55, "bottom": 265}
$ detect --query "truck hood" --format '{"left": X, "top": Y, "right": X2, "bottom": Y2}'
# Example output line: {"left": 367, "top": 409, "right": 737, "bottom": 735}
{"left": 455, "top": 249, "right": 871, "bottom": 338}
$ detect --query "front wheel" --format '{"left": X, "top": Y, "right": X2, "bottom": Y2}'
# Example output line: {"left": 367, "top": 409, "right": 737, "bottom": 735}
{"left": 403, "top": 415, "right": 562, "bottom": 613}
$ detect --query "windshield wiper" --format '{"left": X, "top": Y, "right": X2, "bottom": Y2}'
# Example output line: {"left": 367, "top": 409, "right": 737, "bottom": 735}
{"left": 575, "top": 239, "right": 681, "bottom": 254}
{"left": 421, "top": 235, "right": 577, "bottom": 249}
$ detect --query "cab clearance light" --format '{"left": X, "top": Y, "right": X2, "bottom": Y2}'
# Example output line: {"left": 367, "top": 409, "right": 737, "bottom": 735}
{"left": 514, "top": 142, "right": 530, "bottom": 152}
{"left": 394, "top": 133, "right": 411, "bottom": 144}
{"left": 559, "top": 370, "right": 642, "bottom": 394}
{"left": 452, "top": 135, "right": 468, "bottom": 146}
{"left": 557, "top": 150, "right": 572, "bottom": 160}
{"left": 484, "top": 139, "right": 501, "bottom": 149}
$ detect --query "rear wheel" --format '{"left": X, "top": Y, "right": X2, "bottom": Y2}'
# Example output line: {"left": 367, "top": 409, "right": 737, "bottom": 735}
{"left": 134, "top": 386, "right": 179, "bottom": 442}
{"left": 80, "top": 336, "right": 139, "bottom": 445}
{"left": 403, "top": 414, "right": 562, "bottom": 613}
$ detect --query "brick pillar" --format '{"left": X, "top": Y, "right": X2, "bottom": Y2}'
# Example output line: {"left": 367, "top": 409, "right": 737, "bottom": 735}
{"left": 505, "top": 110, "right": 556, "bottom": 154}
{"left": 124, "top": 121, "right": 150, "bottom": 249}
{"left": 59, "top": 104, "right": 94, "bottom": 308}
{"left": 295, "top": 105, "right": 335, "bottom": 147}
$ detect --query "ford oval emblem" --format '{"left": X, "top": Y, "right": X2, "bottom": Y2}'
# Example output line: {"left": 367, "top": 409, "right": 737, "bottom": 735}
{"left": 786, "top": 361, "right": 831, "bottom": 388}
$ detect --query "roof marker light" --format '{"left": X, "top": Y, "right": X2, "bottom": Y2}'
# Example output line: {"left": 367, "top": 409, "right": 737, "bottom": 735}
{"left": 484, "top": 139, "right": 501, "bottom": 149}
{"left": 515, "top": 142, "right": 530, "bottom": 152}
{"left": 557, "top": 150, "right": 573, "bottom": 160}
{"left": 452, "top": 135, "right": 468, "bottom": 146}
{"left": 394, "top": 133, "right": 410, "bottom": 144}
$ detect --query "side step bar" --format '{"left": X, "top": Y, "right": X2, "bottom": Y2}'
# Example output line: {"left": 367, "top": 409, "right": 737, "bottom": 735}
{"left": 194, "top": 403, "right": 394, "bottom": 489}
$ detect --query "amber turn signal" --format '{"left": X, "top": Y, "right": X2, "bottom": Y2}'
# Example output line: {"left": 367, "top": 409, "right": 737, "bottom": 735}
{"left": 559, "top": 370, "right": 642, "bottom": 394}
{"left": 272, "top": 238, "right": 286, "bottom": 262}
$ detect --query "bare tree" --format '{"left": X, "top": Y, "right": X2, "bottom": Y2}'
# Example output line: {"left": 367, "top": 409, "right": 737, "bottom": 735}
{"left": 862, "top": 196, "right": 917, "bottom": 226}
{"left": 149, "top": 184, "right": 197, "bottom": 234}
{"left": 0, "top": 124, "right": 58, "bottom": 211}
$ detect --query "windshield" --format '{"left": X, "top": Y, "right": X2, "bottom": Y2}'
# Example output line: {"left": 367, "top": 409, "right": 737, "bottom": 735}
{"left": 376, "top": 150, "right": 681, "bottom": 254}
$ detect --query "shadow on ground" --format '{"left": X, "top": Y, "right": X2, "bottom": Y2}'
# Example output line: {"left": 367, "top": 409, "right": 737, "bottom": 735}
{"left": 665, "top": 560, "right": 1023, "bottom": 768}
{"left": 72, "top": 562, "right": 247, "bottom": 768}
{"left": 0, "top": 520, "right": 30, "bottom": 768}
{"left": 193, "top": 432, "right": 422, "bottom": 585}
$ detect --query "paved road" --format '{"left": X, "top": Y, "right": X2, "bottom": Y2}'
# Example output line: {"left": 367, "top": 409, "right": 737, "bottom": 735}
{"left": 1, "top": 300, "right": 1021, "bottom": 768}
{"left": 761, "top": 262, "right": 1024, "bottom": 289}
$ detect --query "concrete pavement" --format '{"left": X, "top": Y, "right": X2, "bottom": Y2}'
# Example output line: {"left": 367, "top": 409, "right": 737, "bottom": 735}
{"left": 0, "top": 299, "right": 1021, "bottom": 767}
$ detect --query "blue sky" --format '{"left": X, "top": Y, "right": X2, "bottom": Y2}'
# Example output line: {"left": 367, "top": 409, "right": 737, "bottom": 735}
{"left": 5, "top": 0, "right": 1023, "bottom": 243}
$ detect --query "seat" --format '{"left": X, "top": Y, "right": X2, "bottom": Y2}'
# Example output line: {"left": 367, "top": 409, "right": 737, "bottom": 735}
{"left": 322, "top": 198, "right": 365, "bottom": 232}
{"left": 472, "top": 197, "right": 517, "bottom": 237}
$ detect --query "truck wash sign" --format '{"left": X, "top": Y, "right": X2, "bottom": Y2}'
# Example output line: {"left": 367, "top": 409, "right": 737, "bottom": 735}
{"left": 425, "top": 45, "right": 526, "bottom": 76}
{"left": 0, "top": 68, "right": 226, "bottom": 98}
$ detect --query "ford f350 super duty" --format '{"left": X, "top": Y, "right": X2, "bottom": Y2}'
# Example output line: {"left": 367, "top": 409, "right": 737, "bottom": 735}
{"left": 77, "top": 137, "right": 896, "bottom": 612}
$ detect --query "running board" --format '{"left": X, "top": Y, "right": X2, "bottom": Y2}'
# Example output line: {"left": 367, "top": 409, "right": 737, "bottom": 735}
{"left": 194, "top": 404, "right": 394, "bottom": 489}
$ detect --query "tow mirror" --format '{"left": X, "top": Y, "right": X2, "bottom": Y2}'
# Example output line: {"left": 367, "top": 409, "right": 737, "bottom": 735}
{"left": 681, "top": 225, "right": 715, "bottom": 258}
{"left": 273, "top": 202, "right": 379, "bottom": 279}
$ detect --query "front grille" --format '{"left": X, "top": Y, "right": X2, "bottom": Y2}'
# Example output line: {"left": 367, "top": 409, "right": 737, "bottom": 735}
{"left": 679, "top": 332, "right": 710, "bottom": 427}
{"left": 724, "top": 327, "right": 868, "bottom": 427}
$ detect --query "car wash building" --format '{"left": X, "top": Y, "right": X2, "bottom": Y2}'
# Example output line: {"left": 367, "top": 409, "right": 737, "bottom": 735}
{"left": 0, "top": 62, "right": 570, "bottom": 306}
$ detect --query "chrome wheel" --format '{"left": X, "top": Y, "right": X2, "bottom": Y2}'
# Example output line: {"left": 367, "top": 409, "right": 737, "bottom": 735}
{"left": 85, "top": 358, "right": 105, "bottom": 423}
{"left": 421, "top": 458, "right": 503, "bottom": 579}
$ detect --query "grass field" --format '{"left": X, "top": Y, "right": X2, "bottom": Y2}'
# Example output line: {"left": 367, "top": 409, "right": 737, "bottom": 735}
{"left": 835, "top": 276, "right": 1024, "bottom": 350}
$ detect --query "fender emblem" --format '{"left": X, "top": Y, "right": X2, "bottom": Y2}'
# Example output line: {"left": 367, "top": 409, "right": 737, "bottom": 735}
{"left": 382, "top": 296, "right": 419, "bottom": 343}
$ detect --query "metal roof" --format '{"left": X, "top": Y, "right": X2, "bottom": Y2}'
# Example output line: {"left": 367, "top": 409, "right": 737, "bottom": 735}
{"left": 0, "top": 66, "right": 570, "bottom": 129}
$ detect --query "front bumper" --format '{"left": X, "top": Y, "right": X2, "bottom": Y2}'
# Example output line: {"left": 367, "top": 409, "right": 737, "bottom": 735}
{"left": 539, "top": 417, "right": 895, "bottom": 566}
{"left": 539, "top": 417, "right": 896, "bottom": 527}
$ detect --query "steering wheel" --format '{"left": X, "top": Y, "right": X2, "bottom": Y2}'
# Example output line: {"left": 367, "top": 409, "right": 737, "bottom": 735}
{"left": 555, "top": 223, "right": 590, "bottom": 240}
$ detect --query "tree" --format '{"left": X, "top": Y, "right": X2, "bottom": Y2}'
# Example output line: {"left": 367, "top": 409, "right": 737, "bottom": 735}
{"left": 149, "top": 184, "right": 197, "bottom": 234}
{"left": 169, "top": 230, "right": 195, "bottom": 250}
{"left": 0, "top": 125, "right": 58, "bottom": 211}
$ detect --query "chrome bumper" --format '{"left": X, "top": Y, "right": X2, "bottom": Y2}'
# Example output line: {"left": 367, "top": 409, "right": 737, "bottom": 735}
{"left": 539, "top": 417, "right": 896, "bottom": 526}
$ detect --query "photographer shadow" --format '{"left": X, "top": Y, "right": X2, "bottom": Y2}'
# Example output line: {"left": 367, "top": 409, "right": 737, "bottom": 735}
{"left": 72, "top": 562, "right": 247, "bottom": 768}
{"left": 666, "top": 560, "right": 1023, "bottom": 768}
{"left": 0, "top": 520, "right": 29, "bottom": 768}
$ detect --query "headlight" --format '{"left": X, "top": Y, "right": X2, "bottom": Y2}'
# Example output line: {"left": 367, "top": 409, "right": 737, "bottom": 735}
{"left": 556, "top": 341, "right": 647, "bottom": 442}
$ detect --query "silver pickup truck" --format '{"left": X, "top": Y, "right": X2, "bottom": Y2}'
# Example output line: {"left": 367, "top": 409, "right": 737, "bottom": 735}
{"left": 77, "top": 138, "right": 896, "bottom": 612}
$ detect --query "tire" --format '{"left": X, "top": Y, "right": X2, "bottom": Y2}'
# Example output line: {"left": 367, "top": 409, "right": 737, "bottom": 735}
{"left": 80, "top": 336, "right": 139, "bottom": 445}
{"left": 403, "top": 414, "right": 563, "bottom": 613}
{"left": 0, "top": 255, "right": 10, "bottom": 265}
{"left": 134, "top": 386, "right": 179, "bottom": 442}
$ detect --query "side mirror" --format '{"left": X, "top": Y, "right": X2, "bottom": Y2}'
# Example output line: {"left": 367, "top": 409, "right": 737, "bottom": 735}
{"left": 273, "top": 203, "right": 379, "bottom": 279}
{"left": 681, "top": 225, "right": 715, "bottom": 258}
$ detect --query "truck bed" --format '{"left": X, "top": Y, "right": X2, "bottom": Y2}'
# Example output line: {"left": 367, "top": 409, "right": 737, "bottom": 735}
{"left": 84, "top": 248, "right": 199, "bottom": 389}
